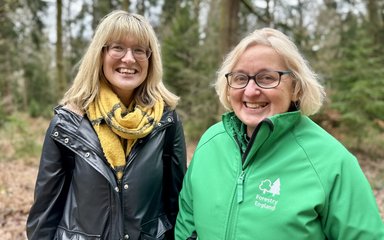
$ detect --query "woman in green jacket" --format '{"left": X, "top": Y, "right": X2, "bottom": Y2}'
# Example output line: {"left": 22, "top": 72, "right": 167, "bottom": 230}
{"left": 175, "top": 28, "right": 384, "bottom": 240}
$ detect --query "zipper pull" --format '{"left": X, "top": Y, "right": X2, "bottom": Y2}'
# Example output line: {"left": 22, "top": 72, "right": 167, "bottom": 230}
{"left": 237, "top": 170, "right": 246, "bottom": 203}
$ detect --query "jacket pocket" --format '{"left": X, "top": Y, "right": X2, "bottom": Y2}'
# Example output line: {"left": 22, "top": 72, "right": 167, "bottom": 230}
{"left": 55, "top": 226, "right": 101, "bottom": 240}
{"left": 140, "top": 214, "right": 173, "bottom": 240}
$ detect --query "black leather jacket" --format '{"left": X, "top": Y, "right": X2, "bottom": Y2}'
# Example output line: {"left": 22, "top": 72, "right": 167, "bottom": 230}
{"left": 26, "top": 105, "right": 187, "bottom": 240}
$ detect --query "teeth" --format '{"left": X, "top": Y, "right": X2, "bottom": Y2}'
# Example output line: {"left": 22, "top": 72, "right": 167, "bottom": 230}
{"left": 118, "top": 68, "right": 135, "bottom": 74}
{"left": 245, "top": 102, "right": 267, "bottom": 109}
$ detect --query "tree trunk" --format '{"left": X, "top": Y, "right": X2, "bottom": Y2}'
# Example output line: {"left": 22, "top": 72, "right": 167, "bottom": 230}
{"left": 56, "top": 0, "right": 65, "bottom": 96}
{"left": 122, "top": 0, "right": 130, "bottom": 11}
{"left": 219, "top": 0, "right": 240, "bottom": 58}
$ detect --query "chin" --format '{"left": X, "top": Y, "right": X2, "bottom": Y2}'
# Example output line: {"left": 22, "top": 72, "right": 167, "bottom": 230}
{"left": 242, "top": 118, "right": 263, "bottom": 127}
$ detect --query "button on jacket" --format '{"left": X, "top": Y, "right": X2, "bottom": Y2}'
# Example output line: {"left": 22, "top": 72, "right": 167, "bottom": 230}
{"left": 27, "top": 105, "right": 187, "bottom": 240}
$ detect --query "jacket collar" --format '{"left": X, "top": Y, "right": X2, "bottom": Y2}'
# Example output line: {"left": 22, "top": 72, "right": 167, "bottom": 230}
{"left": 51, "top": 105, "right": 174, "bottom": 185}
{"left": 222, "top": 110, "right": 302, "bottom": 168}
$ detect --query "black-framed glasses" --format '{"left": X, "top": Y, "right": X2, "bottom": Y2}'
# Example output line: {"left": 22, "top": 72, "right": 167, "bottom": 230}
{"left": 225, "top": 70, "right": 292, "bottom": 89}
{"left": 104, "top": 43, "right": 152, "bottom": 61}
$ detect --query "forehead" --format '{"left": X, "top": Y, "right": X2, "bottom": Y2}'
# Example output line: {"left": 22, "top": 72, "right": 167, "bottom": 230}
{"left": 234, "top": 45, "right": 286, "bottom": 71}
{"left": 106, "top": 21, "right": 150, "bottom": 46}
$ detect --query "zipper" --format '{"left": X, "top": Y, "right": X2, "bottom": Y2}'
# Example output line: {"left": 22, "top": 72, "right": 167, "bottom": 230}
{"left": 237, "top": 170, "right": 246, "bottom": 203}
{"left": 225, "top": 168, "right": 246, "bottom": 239}
{"left": 225, "top": 130, "right": 248, "bottom": 239}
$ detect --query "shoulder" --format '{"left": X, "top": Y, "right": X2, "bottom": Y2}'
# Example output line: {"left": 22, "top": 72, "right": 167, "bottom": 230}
{"left": 195, "top": 122, "right": 227, "bottom": 150}
{"left": 47, "top": 105, "right": 86, "bottom": 133}
{"left": 62, "top": 103, "right": 85, "bottom": 117}
{"left": 294, "top": 116, "right": 350, "bottom": 155}
{"left": 292, "top": 116, "right": 359, "bottom": 180}
{"left": 161, "top": 107, "right": 180, "bottom": 126}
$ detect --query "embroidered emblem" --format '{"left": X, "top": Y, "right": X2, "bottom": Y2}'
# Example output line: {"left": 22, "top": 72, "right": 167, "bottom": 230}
{"left": 259, "top": 178, "right": 280, "bottom": 196}
{"left": 255, "top": 178, "right": 280, "bottom": 211}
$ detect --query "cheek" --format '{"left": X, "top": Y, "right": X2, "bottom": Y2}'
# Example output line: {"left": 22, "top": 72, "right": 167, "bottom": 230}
{"left": 102, "top": 61, "right": 110, "bottom": 78}
{"left": 102, "top": 56, "right": 110, "bottom": 72}
{"left": 141, "top": 62, "right": 149, "bottom": 75}
{"left": 275, "top": 88, "right": 295, "bottom": 111}
{"left": 227, "top": 89, "right": 240, "bottom": 106}
{"left": 228, "top": 87, "right": 242, "bottom": 97}
{"left": 102, "top": 60, "right": 106, "bottom": 73}
{"left": 101, "top": 51, "right": 107, "bottom": 65}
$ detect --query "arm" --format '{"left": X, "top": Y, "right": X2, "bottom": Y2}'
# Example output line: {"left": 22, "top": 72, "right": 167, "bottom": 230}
{"left": 322, "top": 155, "right": 384, "bottom": 239}
{"left": 175, "top": 158, "right": 197, "bottom": 240}
{"left": 26, "top": 116, "right": 74, "bottom": 240}
{"left": 163, "top": 110, "right": 187, "bottom": 239}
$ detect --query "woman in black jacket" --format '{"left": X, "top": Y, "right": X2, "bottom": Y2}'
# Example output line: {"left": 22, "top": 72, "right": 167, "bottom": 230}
{"left": 26, "top": 10, "right": 187, "bottom": 240}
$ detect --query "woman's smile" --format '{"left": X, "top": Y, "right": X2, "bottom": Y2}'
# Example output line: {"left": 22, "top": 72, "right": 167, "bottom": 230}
{"left": 244, "top": 101, "right": 268, "bottom": 110}
{"left": 116, "top": 67, "right": 137, "bottom": 75}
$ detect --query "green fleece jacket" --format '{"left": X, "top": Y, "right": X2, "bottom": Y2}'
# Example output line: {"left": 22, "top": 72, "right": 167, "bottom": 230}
{"left": 175, "top": 111, "right": 384, "bottom": 240}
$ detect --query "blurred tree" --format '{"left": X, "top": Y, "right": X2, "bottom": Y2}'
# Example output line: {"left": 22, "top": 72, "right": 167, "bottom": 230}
{"left": 0, "top": 0, "right": 51, "bottom": 117}
{"left": 329, "top": 9, "right": 384, "bottom": 147}
{"left": 24, "top": 50, "right": 54, "bottom": 117}
{"left": 160, "top": 0, "right": 178, "bottom": 26}
{"left": 220, "top": 0, "right": 240, "bottom": 57}
{"left": 0, "top": 0, "right": 20, "bottom": 118}
{"left": 25, "top": 0, "right": 49, "bottom": 48}
{"left": 162, "top": 0, "right": 219, "bottom": 140}
{"left": 22, "top": 0, "right": 52, "bottom": 116}
{"left": 66, "top": 1, "right": 92, "bottom": 75}
{"left": 122, "top": 0, "right": 130, "bottom": 11}
{"left": 366, "top": 0, "right": 384, "bottom": 46}
{"left": 57, "top": 0, "right": 65, "bottom": 96}
{"left": 91, "top": 0, "right": 113, "bottom": 29}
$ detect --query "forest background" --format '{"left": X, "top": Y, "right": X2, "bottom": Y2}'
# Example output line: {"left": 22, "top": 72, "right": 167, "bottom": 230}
{"left": 0, "top": 0, "right": 383, "bottom": 239}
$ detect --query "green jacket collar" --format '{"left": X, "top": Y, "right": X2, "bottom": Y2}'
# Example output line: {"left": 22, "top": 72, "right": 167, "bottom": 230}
{"left": 222, "top": 110, "right": 302, "bottom": 168}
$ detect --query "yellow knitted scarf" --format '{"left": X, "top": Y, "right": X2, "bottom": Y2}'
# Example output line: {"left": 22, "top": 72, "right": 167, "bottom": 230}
{"left": 87, "top": 80, "right": 164, "bottom": 180}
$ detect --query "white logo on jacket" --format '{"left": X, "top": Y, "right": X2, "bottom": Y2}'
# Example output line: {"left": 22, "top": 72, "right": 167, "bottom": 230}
{"left": 255, "top": 178, "right": 280, "bottom": 211}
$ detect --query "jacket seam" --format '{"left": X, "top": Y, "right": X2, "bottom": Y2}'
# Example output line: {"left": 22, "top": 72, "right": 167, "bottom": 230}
{"left": 291, "top": 129, "right": 327, "bottom": 215}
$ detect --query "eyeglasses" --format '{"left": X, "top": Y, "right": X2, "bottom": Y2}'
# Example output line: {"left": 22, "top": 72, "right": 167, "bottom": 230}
{"left": 225, "top": 70, "right": 291, "bottom": 89}
{"left": 104, "top": 43, "right": 152, "bottom": 61}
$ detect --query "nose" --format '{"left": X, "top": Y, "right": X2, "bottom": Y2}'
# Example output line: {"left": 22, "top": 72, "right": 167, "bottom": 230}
{"left": 244, "top": 78, "right": 261, "bottom": 95}
{"left": 121, "top": 49, "right": 136, "bottom": 62}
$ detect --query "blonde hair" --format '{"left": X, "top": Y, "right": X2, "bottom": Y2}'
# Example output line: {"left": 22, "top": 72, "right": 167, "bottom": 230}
{"left": 61, "top": 10, "right": 179, "bottom": 111}
{"left": 215, "top": 28, "right": 325, "bottom": 116}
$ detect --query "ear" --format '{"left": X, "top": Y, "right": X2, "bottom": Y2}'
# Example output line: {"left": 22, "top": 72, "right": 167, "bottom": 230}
{"left": 291, "top": 92, "right": 300, "bottom": 102}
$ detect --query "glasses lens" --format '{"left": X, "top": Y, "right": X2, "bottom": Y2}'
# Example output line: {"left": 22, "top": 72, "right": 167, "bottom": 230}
{"left": 108, "top": 43, "right": 126, "bottom": 59}
{"left": 256, "top": 71, "right": 280, "bottom": 88}
{"left": 229, "top": 73, "right": 249, "bottom": 89}
{"left": 132, "top": 47, "right": 151, "bottom": 61}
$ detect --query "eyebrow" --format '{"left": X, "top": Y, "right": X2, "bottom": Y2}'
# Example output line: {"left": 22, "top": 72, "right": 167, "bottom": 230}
{"left": 231, "top": 68, "right": 274, "bottom": 74}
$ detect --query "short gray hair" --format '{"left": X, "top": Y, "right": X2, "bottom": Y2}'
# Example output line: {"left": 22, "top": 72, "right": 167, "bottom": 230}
{"left": 215, "top": 28, "right": 325, "bottom": 116}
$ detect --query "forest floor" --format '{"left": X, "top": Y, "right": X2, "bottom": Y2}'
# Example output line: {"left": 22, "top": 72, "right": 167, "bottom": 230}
{"left": 0, "top": 114, "right": 383, "bottom": 239}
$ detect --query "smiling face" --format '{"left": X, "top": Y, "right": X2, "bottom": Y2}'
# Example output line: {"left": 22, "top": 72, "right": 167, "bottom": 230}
{"left": 102, "top": 37, "right": 149, "bottom": 106}
{"left": 228, "top": 44, "right": 296, "bottom": 136}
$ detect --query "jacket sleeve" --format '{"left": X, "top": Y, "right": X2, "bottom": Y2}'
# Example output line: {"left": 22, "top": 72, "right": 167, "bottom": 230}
{"left": 175, "top": 154, "right": 197, "bottom": 240}
{"left": 26, "top": 116, "right": 74, "bottom": 240}
{"left": 322, "top": 154, "right": 384, "bottom": 239}
{"left": 163, "top": 110, "right": 187, "bottom": 239}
